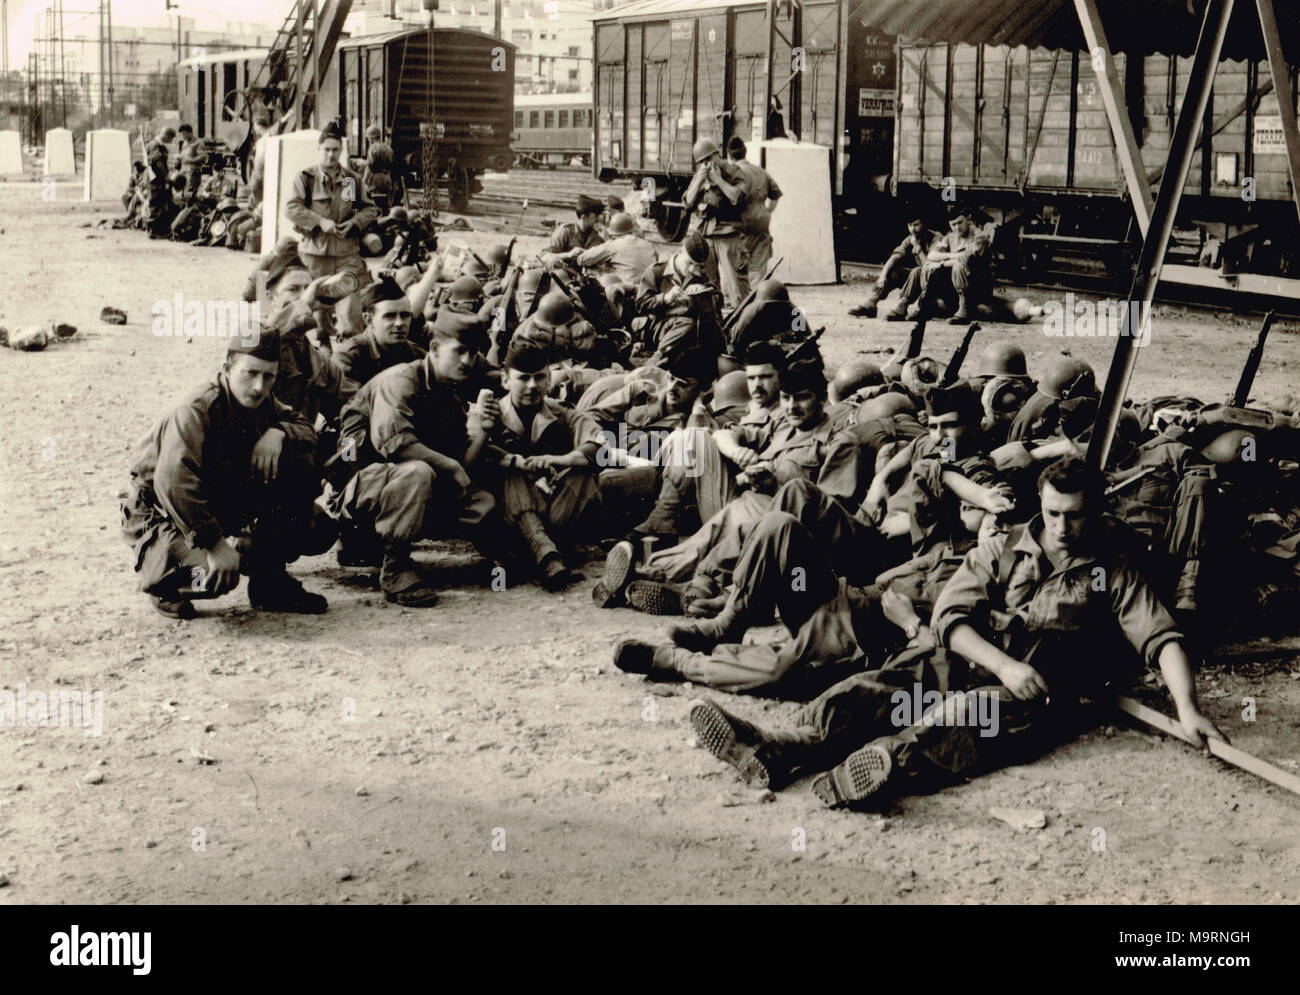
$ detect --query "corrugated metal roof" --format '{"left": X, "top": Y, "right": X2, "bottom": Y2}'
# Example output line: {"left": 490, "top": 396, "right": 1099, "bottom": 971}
{"left": 593, "top": 0, "right": 762, "bottom": 22}
{"left": 852, "top": 0, "right": 1300, "bottom": 62}
{"left": 596, "top": 0, "right": 1300, "bottom": 61}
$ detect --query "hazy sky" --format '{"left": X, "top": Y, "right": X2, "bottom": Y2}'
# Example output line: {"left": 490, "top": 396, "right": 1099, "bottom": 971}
{"left": 8, "top": 0, "right": 300, "bottom": 62}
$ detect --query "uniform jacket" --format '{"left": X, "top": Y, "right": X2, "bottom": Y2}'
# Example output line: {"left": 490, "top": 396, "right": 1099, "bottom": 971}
{"left": 684, "top": 159, "right": 749, "bottom": 237}
{"left": 545, "top": 221, "right": 603, "bottom": 257}
{"left": 932, "top": 515, "right": 1183, "bottom": 690}
{"left": 125, "top": 372, "right": 315, "bottom": 551}
{"left": 346, "top": 357, "right": 471, "bottom": 465}
{"left": 1107, "top": 438, "right": 1213, "bottom": 536}
{"left": 334, "top": 328, "right": 426, "bottom": 387}
{"left": 731, "top": 158, "right": 782, "bottom": 233}
{"left": 887, "top": 229, "right": 941, "bottom": 269}
{"left": 274, "top": 329, "right": 359, "bottom": 427}
{"left": 576, "top": 233, "right": 659, "bottom": 285}
{"left": 285, "top": 164, "right": 378, "bottom": 258}
{"left": 734, "top": 413, "right": 863, "bottom": 504}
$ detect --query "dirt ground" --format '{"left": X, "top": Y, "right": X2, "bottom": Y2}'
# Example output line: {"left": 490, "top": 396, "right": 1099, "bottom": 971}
{"left": 2, "top": 182, "right": 1299, "bottom": 906}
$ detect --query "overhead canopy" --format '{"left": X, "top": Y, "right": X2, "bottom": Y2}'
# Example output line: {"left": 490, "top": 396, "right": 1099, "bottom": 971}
{"left": 848, "top": 0, "right": 1300, "bottom": 63}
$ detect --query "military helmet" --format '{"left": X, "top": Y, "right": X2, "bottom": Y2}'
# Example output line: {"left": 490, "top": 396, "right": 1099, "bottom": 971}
{"left": 1038, "top": 357, "right": 1097, "bottom": 401}
{"left": 900, "top": 356, "right": 942, "bottom": 397}
{"left": 709, "top": 370, "right": 751, "bottom": 412}
{"left": 518, "top": 268, "right": 545, "bottom": 295}
{"left": 830, "top": 359, "right": 884, "bottom": 403}
{"left": 857, "top": 391, "right": 917, "bottom": 423}
{"left": 692, "top": 137, "right": 722, "bottom": 163}
{"left": 449, "top": 275, "right": 484, "bottom": 304}
{"left": 534, "top": 291, "right": 575, "bottom": 328}
{"left": 1202, "top": 428, "right": 1256, "bottom": 464}
{"left": 484, "top": 244, "right": 510, "bottom": 267}
{"left": 460, "top": 254, "right": 491, "bottom": 279}
{"left": 607, "top": 212, "right": 636, "bottom": 236}
{"left": 977, "top": 341, "right": 1028, "bottom": 378}
{"left": 754, "top": 279, "right": 789, "bottom": 304}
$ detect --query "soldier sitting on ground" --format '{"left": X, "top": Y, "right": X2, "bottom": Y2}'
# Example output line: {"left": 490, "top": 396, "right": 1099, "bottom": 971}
{"left": 849, "top": 213, "right": 939, "bottom": 319}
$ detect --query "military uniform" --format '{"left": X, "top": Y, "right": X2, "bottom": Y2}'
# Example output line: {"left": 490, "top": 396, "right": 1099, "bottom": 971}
{"left": 894, "top": 228, "right": 993, "bottom": 317}
{"left": 119, "top": 372, "right": 321, "bottom": 598}
{"left": 145, "top": 139, "right": 177, "bottom": 238}
{"left": 576, "top": 233, "right": 658, "bottom": 286}
{"left": 543, "top": 221, "right": 603, "bottom": 260}
{"left": 333, "top": 328, "right": 426, "bottom": 387}
{"left": 330, "top": 357, "right": 497, "bottom": 596}
{"left": 730, "top": 157, "right": 783, "bottom": 279}
{"left": 684, "top": 159, "right": 751, "bottom": 308}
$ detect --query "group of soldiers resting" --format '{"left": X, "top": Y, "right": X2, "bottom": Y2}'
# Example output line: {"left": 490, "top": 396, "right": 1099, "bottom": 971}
{"left": 120, "top": 125, "right": 1300, "bottom": 814}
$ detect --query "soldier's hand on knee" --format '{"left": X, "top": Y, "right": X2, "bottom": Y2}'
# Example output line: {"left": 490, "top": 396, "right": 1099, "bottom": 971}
{"left": 204, "top": 539, "right": 242, "bottom": 595}
{"left": 251, "top": 428, "right": 285, "bottom": 483}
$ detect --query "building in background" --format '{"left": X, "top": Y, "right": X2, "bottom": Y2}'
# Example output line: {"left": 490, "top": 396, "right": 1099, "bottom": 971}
{"left": 346, "top": 0, "right": 605, "bottom": 93}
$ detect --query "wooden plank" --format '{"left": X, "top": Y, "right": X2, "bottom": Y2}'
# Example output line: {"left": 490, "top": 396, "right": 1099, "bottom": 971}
{"left": 1117, "top": 696, "right": 1300, "bottom": 798}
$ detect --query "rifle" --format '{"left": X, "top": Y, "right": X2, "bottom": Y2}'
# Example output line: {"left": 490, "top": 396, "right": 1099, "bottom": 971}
{"left": 489, "top": 264, "right": 522, "bottom": 364}
{"left": 1232, "top": 309, "right": 1275, "bottom": 407}
{"left": 940, "top": 322, "right": 980, "bottom": 386}
{"left": 550, "top": 269, "right": 613, "bottom": 335}
{"left": 719, "top": 257, "right": 785, "bottom": 336}
{"left": 499, "top": 236, "right": 517, "bottom": 280}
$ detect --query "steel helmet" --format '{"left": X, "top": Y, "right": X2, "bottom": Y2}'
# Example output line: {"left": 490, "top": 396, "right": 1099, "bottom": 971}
{"left": 449, "top": 275, "right": 484, "bottom": 304}
{"left": 460, "top": 254, "right": 491, "bottom": 279}
{"left": 901, "top": 356, "right": 942, "bottom": 396}
{"left": 754, "top": 279, "right": 790, "bottom": 303}
{"left": 692, "top": 137, "right": 721, "bottom": 163}
{"left": 830, "top": 359, "right": 884, "bottom": 402}
{"left": 1201, "top": 428, "right": 1256, "bottom": 464}
{"left": 361, "top": 233, "right": 385, "bottom": 254}
{"left": 607, "top": 212, "right": 636, "bottom": 236}
{"left": 534, "top": 291, "right": 575, "bottom": 328}
{"left": 709, "top": 370, "right": 751, "bottom": 412}
{"left": 1039, "top": 357, "right": 1097, "bottom": 401}
{"left": 977, "top": 341, "right": 1028, "bottom": 378}
{"left": 484, "top": 244, "right": 510, "bottom": 268}
{"left": 857, "top": 391, "right": 917, "bottom": 423}
{"left": 515, "top": 267, "right": 543, "bottom": 292}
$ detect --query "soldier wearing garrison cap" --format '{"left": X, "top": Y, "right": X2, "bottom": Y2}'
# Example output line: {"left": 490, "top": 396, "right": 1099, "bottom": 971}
{"left": 119, "top": 329, "right": 333, "bottom": 620}
{"left": 540, "top": 194, "right": 605, "bottom": 271}
{"left": 334, "top": 276, "right": 426, "bottom": 387}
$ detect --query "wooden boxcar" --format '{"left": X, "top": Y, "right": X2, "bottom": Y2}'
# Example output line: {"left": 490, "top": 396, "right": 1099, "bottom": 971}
{"left": 177, "top": 48, "right": 270, "bottom": 147}
{"left": 326, "top": 28, "right": 516, "bottom": 210}
{"left": 593, "top": 0, "right": 891, "bottom": 239}
{"left": 896, "top": 42, "right": 1300, "bottom": 276}
{"left": 512, "top": 92, "right": 594, "bottom": 168}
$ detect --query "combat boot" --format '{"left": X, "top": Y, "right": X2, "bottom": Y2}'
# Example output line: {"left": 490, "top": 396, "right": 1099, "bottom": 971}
{"left": 669, "top": 599, "right": 749, "bottom": 652}
{"left": 847, "top": 289, "right": 880, "bottom": 318}
{"left": 517, "top": 511, "right": 575, "bottom": 591}
{"left": 247, "top": 568, "right": 328, "bottom": 614}
{"left": 380, "top": 544, "right": 440, "bottom": 607}
{"left": 948, "top": 291, "right": 971, "bottom": 325}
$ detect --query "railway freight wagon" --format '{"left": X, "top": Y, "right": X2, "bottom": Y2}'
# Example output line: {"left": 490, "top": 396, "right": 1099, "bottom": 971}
{"left": 320, "top": 28, "right": 516, "bottom": 211}
{"left": 593, "top": 0, "right": 895, "bottom": 241}
{"left": 513, "top": 92, "right": 594, "bottom": 168}
{"left": 896, "top": 42, "right": 1300, "bottom": 282}
{"left": 178, "top": 49, "right": 271, "bottom": 147}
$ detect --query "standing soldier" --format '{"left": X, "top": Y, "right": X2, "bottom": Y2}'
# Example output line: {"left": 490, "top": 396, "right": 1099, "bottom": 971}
{"left": 145, "top": 126, "right": 178, "bottom": 239}
{"left": 285, "top": 122, "right": 379, "bottom": 339}
{"left": 849, "top": 214, "right": 940, "bottom": 318}
{"left": 683, "top": 137, "right": 750, "bottom": 309}
{"left": 726, "top": 136, "right": 782, "bottom": 281}
{"left": 540, "top": 195, "right": 605, "bottom": 271}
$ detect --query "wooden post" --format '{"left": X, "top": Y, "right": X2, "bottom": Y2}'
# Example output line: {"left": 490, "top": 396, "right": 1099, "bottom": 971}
{"left": 1073, "top": 0, "right": 1154, "bottom": 235}
{"left": 1255, "top": 0, "right": 1300, "bottom": 227}
{"left": 1087, "top": 0, "right": 1236, "bottom": 472}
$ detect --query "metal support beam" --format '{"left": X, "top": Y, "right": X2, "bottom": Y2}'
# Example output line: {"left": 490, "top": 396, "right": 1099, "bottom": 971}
{"left": 1087, "top": 0, "right": 1236, "bottom": 471}
{"left": 1073, "top": 0, "right": 1154, "bottom": 235}
{"left": 1256, "top": 0, "right": 1300, "bottom": 227}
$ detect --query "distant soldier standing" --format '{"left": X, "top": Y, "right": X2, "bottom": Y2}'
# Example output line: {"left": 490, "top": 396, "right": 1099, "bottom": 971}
{"left": 726, "top": 136, "right": 782, "bottom": 281}
{"left": 683, "top": 137, "right": 750, "bottom": 309}
{"left": 285, "top": 122, "right": 378, "bottom": 339}
{"left": 145, "top": 126, "right": 178, "bottom": 239}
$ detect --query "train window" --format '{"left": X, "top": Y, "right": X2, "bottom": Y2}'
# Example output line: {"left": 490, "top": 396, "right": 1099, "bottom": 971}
{"left": 558, "top": 110, "right": 569, "bottom": 128}
{"left": 545, "top": 110, "right": 555, "bottom": 128}
{"left": 529, "top": 111, "right": 539, "bottom": 128}
{"left": 515, "top": 111, "right": 523, "bottom": 128}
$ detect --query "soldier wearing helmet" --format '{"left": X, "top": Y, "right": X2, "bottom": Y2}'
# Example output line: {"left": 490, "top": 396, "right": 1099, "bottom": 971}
{"left": 576, "top": 212, "right": 659, "bottom": 285}
{"left": 430, "top": 275, "right": 492, "bottom": 359}
{"left": 540, "top": 194, "right": 605, "bottom": 270}
{"left": 725, "top": 278, "right": 808, "bottom": 363}
{"left": 512, "top": 290, "right": 598, "bottom": 365}
{"left": 1007, "top": 356, "right": 1097, "bottom": 443}
{"left": 682, "top": 135, "right": 751, "bottom": 309}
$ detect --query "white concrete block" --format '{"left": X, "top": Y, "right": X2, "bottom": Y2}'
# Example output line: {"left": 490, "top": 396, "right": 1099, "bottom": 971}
{"left": 0, "top": 131, "right": 23, "bottom": 175}
{"left": 43, "top": 127, "right": 75, "bottom": 177}
{"left": 756, "top": 139, "right": 837, "bottom": 285}
{"left": 261, "top": 130, "right": 322, "bottom": 253}
{"left": 83, "top": 129, "right": 132, "bottom": 202}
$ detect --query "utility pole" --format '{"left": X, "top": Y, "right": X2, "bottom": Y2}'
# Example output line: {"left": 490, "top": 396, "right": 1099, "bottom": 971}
{"left": 57, "top": 0, "right": 66, "bottom": 127}
{"left": 105, "top": 0, "right": 113, "bottom": 127}
{"left": 2, "top": 0, "right": 9, "bottom": 129}
{"left": 493, "top": 0, "right": 501, "bottom": 39}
